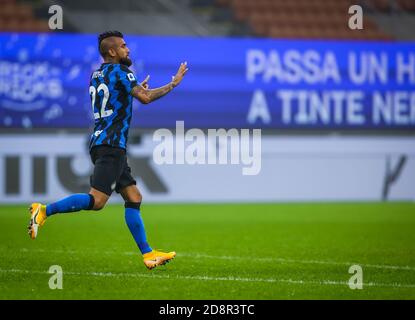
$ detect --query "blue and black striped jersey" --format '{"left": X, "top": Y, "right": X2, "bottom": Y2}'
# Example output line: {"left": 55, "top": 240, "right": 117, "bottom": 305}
{"left": 88, "top": 63, "right": 138, "bottom": 150}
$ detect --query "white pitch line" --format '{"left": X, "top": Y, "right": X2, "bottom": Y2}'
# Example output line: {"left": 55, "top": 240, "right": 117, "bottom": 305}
{"left": 1, "top": 268, "right": 415, "bottom": 289}
{"left": 178, "top": 253, "right": 415, "bottom": 272}
{"left": 16, "top": 248, "right": 415, "bottom": 272}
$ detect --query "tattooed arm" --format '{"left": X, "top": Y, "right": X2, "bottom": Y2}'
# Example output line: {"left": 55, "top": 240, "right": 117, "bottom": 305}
{"left": 131, "top": 62, "right": 188, "bottom": 104}
{"left": 131, "top": 82, "right": 174, "bottom": 104}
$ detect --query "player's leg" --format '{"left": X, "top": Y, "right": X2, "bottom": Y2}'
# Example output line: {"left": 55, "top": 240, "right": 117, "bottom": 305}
{"left": 28, "top": 188, "right": 108, "bottom": 239}
{"left": 120, "top": 185, "right": 152, "bottom": 254}
{"left": 28, "top": 191, "right": 98, "bottom": 239}
{"left": 45, "top": 186, "right": 109, "bottom": 215}
{"left": 117, "top": 164, "right": 175, "bottom": 269}
{"left": 88, "top": 187, "right": 110, "bottom": 210}
{"left": 28, "top": 146, "right": 122, "bottom": 239}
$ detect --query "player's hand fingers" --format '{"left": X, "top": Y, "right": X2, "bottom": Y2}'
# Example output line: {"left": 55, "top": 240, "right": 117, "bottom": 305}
{"left": 179, "top": 62, "right": 187, "bottom": 70}
{"left": 142, "top": 74, "right": 150, "bottom": 84}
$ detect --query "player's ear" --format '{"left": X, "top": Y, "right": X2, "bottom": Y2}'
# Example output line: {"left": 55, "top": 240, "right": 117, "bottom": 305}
{"left": 108, "top": 47, "right": 117, "bottom": 58}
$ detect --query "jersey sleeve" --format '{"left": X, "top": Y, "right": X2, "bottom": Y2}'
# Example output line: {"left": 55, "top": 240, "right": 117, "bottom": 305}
{"left": 118, "top": 65, "right": 138, "bottom": 93}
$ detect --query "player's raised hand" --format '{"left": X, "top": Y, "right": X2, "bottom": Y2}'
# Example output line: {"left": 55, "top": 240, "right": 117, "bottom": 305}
{"left": 140, "top": 75, "right": 150, "bottom": 89}
{"left": 172, "top": 62, "right": 189, "bottom": 87}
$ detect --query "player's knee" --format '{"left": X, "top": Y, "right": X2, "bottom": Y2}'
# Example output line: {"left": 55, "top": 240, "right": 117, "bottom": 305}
{"left": 88, "top": 189, "right": 110, "bottom": 211}
{"left": 93, "top": 203, "right": 105, "bottom": 211}
{"left": 93, "top": 200, "right": 106, "bottom": 211}
{"left": 128, "top": 188, "right": 142, "bottom": 203}
{"left": 137, "top": 191, "right": 142, "bottom": 203}
{"left": 91, "top": 195, "right": 107, "bottom": 211}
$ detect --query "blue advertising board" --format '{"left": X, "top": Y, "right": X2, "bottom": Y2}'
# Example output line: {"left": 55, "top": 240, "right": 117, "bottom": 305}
{"left": 0, "top": 33, "right": 414, "bottom": 130}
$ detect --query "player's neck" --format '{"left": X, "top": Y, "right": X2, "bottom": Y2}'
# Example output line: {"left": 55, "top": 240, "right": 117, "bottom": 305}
{"left": 104, "top": 57, "right": 119, "bottom": 64}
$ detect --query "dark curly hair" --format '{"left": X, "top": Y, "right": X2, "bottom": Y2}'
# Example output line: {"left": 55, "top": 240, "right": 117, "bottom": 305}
{"left": 98, "top": 31, "right": 124, "bottom": 58}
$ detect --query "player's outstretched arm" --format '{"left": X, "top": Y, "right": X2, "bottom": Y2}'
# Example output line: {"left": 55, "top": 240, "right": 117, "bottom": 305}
{"left": 131, "top": 62, "right": 188, "bottom": 104}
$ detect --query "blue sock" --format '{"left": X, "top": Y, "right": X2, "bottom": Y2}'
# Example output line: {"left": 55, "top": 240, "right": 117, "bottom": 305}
{"left": 46, "top": 194, "right": 94, "bottom": 217}
{"left": 124, "top": 202, "right": 152, "bottom": 254}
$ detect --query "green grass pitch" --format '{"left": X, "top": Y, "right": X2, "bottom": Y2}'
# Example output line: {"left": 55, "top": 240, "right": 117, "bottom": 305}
{"left": 0, "top": 203, "right": 414, "bottom": 299}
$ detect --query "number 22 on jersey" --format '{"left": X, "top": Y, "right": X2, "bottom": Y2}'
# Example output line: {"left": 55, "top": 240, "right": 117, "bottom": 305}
{"left": 89, "top": 83, "right": 113, "bottom": 119}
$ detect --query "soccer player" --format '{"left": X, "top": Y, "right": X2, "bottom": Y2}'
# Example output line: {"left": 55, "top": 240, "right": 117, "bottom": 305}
{"left": 27, "top": 31, "right": 188, "bottom": 270}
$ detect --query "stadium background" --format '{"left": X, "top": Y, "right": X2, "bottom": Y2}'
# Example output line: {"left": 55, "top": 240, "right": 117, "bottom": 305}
{"left": 0, "top": 0, "right": 414, "bottom": 300}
